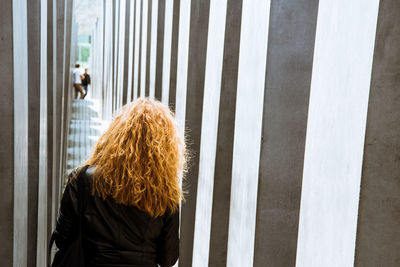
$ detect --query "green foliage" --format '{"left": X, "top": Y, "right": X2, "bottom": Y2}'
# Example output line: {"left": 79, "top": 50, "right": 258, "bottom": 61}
{"left": 80, "top": 46, "right": 90, "bottom": 62}
{"left": 81, "top": 46, "right": 90, "bottom": 62}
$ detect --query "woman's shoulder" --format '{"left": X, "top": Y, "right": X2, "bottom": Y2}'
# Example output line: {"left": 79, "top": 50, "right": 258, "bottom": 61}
{"left": 67, "top": 165, "right": 96, "bottom": 186}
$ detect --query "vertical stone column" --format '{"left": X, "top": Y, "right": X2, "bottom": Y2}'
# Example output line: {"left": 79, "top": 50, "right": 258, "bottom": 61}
{"left": 191, "top": 1, "right": 230, "bottom": 266}
{"left": 61, "top": 0, "right": 74, "bottom": 188}
{"left": 0, "top": 1, "right": 18, "bottom": 266}
{"left": 154, "top": 0, "right": 165, "bottom": 101}
{"left": 102, "top": 0, "right": 114, "bottom": 120}
{"left": 13, "top": 0, "right": 29, "bottom": 266}
{"left": 46, "top": 0, "right": 56, "bottom": 247}
{"left": 253, "top": 1, "right": 319, "bottom": 266}
{"left": 111, "top": 0, "right": 117, "bottom": 112}
{"left": 113, "top": 0, "right": 120, "bottom": 112}
{"left": 160, "top": 0, "right": 174, "bottom": 105}
{"left": 0, "top": 0, "right": 29, "bottom": 266}
{"left": 122, "top": 0, "right": 131, "bottom": 105}
{"left": 26, "top": 0, "right": 48, "bottom": 264}
{"left": 52, "top": 0, "right": 65, "bottom": 228}
{"left": 115, "top": 0, "right": 126, "bottom": 110}
{"left": 36, "top": 0, "right": 49, "bottom": 265}
{"left": 174, "top": 0, "right": 190, "bottom": 130}
{"left": 295, "top": 1, "right": 380, "bottom": 266}
{"left": 145, "top": 0, "right": 153, "bottom": 98}
{"left": 133, "top": 0, "right": 142, "bottom": 100}
{"left": 137, "top": 0, "right": 143, "bottom": 99}
{"left": 355, "top": 1, "right": 400, "bottom": 266}
{"left": 140, "top": 0, "right": 148, "bottom": 98}
{"left": 167, "top": 0, "right": 180, "bottom": 111}
{"left": 148, "top": 0, "right": 159, "bottom": 100}
{"left": 226, "top": 2, "right": 270, "bottom": 266}
{"left": 126, "top": 0, "right": 135, "bottom": 102}
{"left": 206, "top": 0, "right": 241, "bottom": 266}
{"left": 179, "top": 1, "right": 210, "bottom": 266}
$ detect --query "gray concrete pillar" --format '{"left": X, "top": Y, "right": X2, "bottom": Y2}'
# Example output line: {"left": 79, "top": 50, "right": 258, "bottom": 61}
{"left": 207, "top": 0, "right": 241, "bottom": 265}
{"left": 167, "top": 0, "right": 179, "bottom": 112}
{"left": 36, "top": 0, "right": 49, "bottom": 264}
{"left": 60, "top": 0, "right": 74, "bottom": 189}
{"left": 111, "top": 0, "right": 116, "bottom": 112}
{"left": 102, "top": 0, "right": 114, "bottom": 120}
{"left": 132, "top": 0, "right": 142, "bottom": 100}
{"left": 253, "top": 1, "right": 319, "bottom": 266}
{"left": 122, "top": 0, "right": 131, "bottom": 105}
{"left": 46, "top": 0, "right": 56, "bottom": 248}
{"left": 179, "top": 0, "right": 210, "bottom": 266}
{"left": 355, "top": 1, "right": 400, "bottom": 266}
{"left": 116, "top": 0, "right": 126, "bottom": 109}
{"left": 0, "top": 0, "right": 29, "bottom": 266}
{"left": 138, "top": 0, "right": 145, "bottom": 98}
{"left": 52, "top": 0, "right": 65, "bottom": 228}
{"left": 27, "top": 0, "right": 47, "bottom": 264}
{"left": 148, "top": 0, "right": 159, "bottom": 100}
{"left": 154, "top": 0, "right": 165, "bottom": 101}
{"left": 144, "top": 0, "right": 153, "bottom": 97}
{"left": 127, "top": 0, "right": 137, "bottom": 102}
{"left": 112, "top": 0, "right": 120, "bottom": 112}
{"left": 0, "top": 2, "right": 17, "bottom": 266}
{"left": 295, "top": 0, "right": 380, "bottom": 266}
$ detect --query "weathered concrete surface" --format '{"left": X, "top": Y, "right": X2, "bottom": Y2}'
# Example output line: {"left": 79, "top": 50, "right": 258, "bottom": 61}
{"left": 12, "top": 0, "right": 30, "bottom": 266}
{"left": 46, "top": 0, "right": 55, "bottom": 245}
{"left": 122, "top": 0, "right": 131, "bottom": 105}
{"left": 167, "top": 0, "right": 180, "bottom": 111}
{"left": 253, "top": 0, "right": 319, "bottom": 266}
{"left": 53, "top": 0, "right": 65, "bottom": 228}
{"left": 179, "top": 0, "right": 210, "bottom": 266}
{"left": 295, "top": 0, "right": 380, "bottom": 266}
{"left": 208, "top": 0, "right": 241, "bottom": 266}
{"left": 0, "top": 1, "right": 15, "bottom": 266}
{"left": 27, "top": 0, "right": 41, "bottom": 265}
{"left": 154, "top": 0, "right": 165, "bottom": 101}
{"left": 355, "top": 1, "right": 400, "bottom": 266}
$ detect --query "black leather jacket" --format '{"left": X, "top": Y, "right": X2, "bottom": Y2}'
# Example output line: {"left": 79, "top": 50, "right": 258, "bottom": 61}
{"left": 53, "top": 166, "right": 179, "bottom": 267}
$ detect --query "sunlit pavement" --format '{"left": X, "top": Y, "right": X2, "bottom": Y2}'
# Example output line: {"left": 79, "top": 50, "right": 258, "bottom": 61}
{"left": 64, "top": 97, "right": 107, "bottom": 189}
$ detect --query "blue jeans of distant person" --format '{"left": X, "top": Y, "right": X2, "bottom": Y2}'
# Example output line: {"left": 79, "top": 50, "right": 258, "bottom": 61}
{"left": 82, "top": 85, "right": 88, "bottom": 97}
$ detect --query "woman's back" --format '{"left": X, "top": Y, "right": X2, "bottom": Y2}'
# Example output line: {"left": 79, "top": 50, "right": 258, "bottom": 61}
{"left": 52, "top": 99, "right": 185, "bottom": 267}
{"left": 54, "top": 166, "right": 179, "bottom": 267}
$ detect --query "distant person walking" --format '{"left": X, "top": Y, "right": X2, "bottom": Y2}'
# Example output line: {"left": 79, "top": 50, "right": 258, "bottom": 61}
{"left": 82, "top": 68, "right": 91, "bottom": 98}
{"left": 73, "top": 64, "right": 85, "bottom": 99}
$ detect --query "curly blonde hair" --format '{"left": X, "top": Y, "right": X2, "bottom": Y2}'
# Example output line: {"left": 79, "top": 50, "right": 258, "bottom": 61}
{"left": 79, "top": 98, "right": 185, "bottom": 217}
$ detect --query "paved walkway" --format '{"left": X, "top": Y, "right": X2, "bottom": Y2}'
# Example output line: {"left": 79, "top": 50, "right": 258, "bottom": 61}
{"left": 64, "top": 98, "right": 106, "bottom": 188}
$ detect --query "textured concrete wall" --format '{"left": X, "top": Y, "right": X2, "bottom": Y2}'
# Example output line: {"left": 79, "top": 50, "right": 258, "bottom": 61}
{"left": 154, "top": 0, "right": 165, "bottom": 101}
{"left": 87, "top": 1, "right": 400, "bottom": 267}
{"left": 0, "top": 0, "right": 78, "bottom": 265}
{"left": 192, "top": 1, "right": 228, "bottom": 266}
{"left": 179, "top": 1, "right": 210, "bottom": 266}
{"left": 226, "top": 2, "right": 270, "bottom": 266}
{"left": 27, "top": 0, "right": 42, "bottom": 264}
{"left": 296, "top": 0, "right": 380, "bottom": 266}
{"left": 0, "top": 1, "right": 16, "bottom": 266}
{"left": 122, "top": 0, "right": 131, "bottom": 105}
{"left": 46, "top": 0, "right": 55, "bottom": 245}
{"left": 253, "top": 0, "right": 318, "bottom": 266}
{"left": 355, "top": 0, "right": 400, "bottom": 266}
{"left": 36, "top": 0, "right": 49, "bottom": 265}
{"left": 60, "top": 0, "right": 74, "bottom": 189}
{"left": 52, "top": 0, "right": 65, "bottom": 228}
{"left": 12, "top": 0, "right": 29, "bottom": 266}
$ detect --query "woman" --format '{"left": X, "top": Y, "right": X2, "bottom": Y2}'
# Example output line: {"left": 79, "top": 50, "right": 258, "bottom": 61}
{"left": 52, "top": 99, "right": 186, "bottom": 267}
